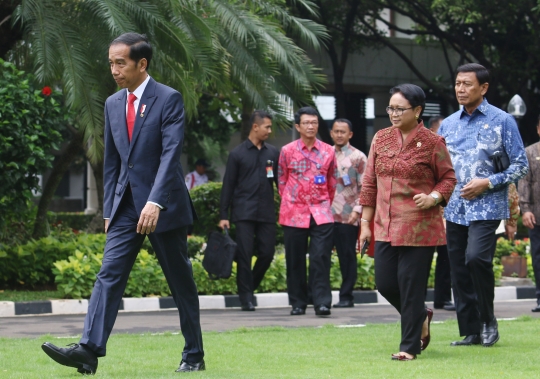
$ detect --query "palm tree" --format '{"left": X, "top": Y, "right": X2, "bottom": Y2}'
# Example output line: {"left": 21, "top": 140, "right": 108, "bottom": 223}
{"left": 6, "top": 0, "right": 327, "bottom": 237}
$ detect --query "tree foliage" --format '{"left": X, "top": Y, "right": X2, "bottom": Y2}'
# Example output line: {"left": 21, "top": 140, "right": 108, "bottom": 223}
{"left": 363, "top": 0, "right": 540, "bottom": 143}
{"left": 7, "top": 0, "right": 327, "bottom": 163}
{"left": 0, "top": 59, "right": 65, "bottom": 229}
{"left": 1, "top": 0, "right": 328, "bottom": 237}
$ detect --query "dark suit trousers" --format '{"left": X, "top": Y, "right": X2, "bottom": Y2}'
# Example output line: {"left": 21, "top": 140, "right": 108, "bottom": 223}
{"left": 375, "top": 242, "right": 433, "bottom": 355}
{"left": 283, "top": 217, "right": 333, "bottom": 309}
{"left": 234, "top": 221, "right": 276, "bottom": 304}
{"left": 79, "top": 192, "right": 204, "bottom": 363}
{"left": 333, "top": 223, "right": 359, "bottom": 302}
{"left": 446, "top": 220, "right": 499, "bottom": 336}
{"left": 431, "top": 245, "right": 452, "bottom": 306}
{"left": 529, "top": 225, "right": 540, "bottom": 301}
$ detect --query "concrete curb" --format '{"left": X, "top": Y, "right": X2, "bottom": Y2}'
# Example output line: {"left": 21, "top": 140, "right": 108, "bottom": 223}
{"left": 0, "top": 287, "right": 536, "bottom": 318}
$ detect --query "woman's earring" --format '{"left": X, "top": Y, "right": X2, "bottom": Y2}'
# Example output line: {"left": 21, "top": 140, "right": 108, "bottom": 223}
{"left": 415, "top": 115, "right": 419, "bottom": 119}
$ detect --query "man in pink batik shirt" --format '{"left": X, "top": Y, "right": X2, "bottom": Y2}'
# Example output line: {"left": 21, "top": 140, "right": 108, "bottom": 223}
{"left": 278, "top": 106, "right": 337, "bottom": 317}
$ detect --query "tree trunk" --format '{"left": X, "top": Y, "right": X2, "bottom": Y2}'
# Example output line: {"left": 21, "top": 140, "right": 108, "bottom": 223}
{"left": 32, "top": 130, "right": 84, "bottom": 239}
{"left": 240, "top": 102, "right": 253, "bottom": 141}
{"left": 85, "top": 159, "right": 105, "bottom": 233}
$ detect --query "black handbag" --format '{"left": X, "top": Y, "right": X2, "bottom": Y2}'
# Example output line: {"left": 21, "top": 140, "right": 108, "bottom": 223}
{"left": 202, "top": 228, "right": 236, "bottom": 279}
{"left": 489, "top": 150, "right": 510, "bottom": 173}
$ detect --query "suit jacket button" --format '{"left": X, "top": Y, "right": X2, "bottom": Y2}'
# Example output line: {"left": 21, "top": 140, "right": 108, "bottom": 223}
{"left": 128, "top": 163, "right": 133, "bottom": 168}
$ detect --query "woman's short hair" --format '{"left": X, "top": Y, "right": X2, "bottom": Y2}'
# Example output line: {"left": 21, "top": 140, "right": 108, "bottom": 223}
{"left": 389, "top": 84, "right": 426, "bottom": 119}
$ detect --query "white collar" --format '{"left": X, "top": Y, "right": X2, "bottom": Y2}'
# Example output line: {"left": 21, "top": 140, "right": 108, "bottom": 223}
{"left": 126, "top": 75, "right": 151, "bottom": 100}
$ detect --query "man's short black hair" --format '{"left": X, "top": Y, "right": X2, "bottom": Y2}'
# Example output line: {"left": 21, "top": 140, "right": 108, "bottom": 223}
{"left": 389, "top": 84, "right": 426, "bottom": 119}
{"left": 250, "top": 110, "right": 273, "bottom": 126}
{"left": 110, "top": 33, "right": 153, "bottom": 70}
{"left": 294, "top": 106, "right": 320, "bottom": 124}
{"left": 332, "top": 118, "right": 353, "bottom": 132}
{"left": 428, "top": 115, "right": 444, "bottom": 129}
{"left": 456, "top": 63, "right": 490, "bottom": 85}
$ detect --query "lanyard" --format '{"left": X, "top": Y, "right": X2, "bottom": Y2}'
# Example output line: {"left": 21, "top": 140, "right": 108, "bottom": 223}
{"left": 297, "top": 140, "right": 323, "bottom": 170}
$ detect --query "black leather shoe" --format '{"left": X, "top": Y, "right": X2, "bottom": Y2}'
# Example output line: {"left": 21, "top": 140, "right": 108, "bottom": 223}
{"left": 450, "top": 334, "right": 481, "bottom": 346}
{"left": 314, "top": 304, "right": 331, "bottom": 316}
{"left": 481, "top": 318, "right": 500, "bottom": 347}
{"left": 41, "top": 342, "right": 98, "bottom": 374}
{"left": 532, "top": 302, "right": 540, "bottom": 312}
{"left": 290, "top": 307, "right": 306, "bottom": 316}
{"left": 333, "top": 300, "right": 354, "bottom": 308}
{"left": 443, "top": 301, "right": 456, "bottom": 311}
{"left": 241, "top": 302, "right": 255, "bottom": 311}
{"left": 176, "top": 359, "right": 206, "bottom": 372}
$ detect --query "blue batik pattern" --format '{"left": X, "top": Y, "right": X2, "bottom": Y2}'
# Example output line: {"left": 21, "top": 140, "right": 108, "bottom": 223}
{"left": 438, "top": 98, "right": 528, "bottom": 225}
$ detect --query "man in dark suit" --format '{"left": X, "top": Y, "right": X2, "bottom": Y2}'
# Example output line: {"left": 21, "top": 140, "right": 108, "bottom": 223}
{"left": 41, "top": 33, "right": 205, "bottom": 374}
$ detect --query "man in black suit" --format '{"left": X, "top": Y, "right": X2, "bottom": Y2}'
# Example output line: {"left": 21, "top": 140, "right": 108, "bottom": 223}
{"left": 41, "top": 33, "right": 205, "bottom": 374}
{"left": 219, "top": 110, "right": 279, "bottom": 311}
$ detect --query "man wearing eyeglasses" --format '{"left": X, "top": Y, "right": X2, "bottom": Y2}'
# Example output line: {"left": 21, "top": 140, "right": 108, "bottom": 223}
{"left": 278, "top": 106, "right": 337, "bottom": 317}
{"left": 438, "top": 63, "right": 528, "bottom": 347}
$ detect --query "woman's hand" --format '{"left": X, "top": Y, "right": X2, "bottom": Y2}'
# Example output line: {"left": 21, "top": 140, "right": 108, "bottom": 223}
{"left": 413, "top": 193, "right": 437, "bottom": 210}
{"left": 359, "top": 222, "right": 372, "bottom": 248}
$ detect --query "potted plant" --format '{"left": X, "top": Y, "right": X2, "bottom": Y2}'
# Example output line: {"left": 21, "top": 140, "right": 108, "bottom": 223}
{"left": 495, "top": 237, "right": 530, "bottom": 277}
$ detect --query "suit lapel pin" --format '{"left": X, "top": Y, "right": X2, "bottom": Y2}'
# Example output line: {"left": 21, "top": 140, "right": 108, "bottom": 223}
{"left": 140, "top": 104, "right": 146, "bottom": 117}
{"left": 483, "top": 124, "right": 489, "bottom": 129}
{"left": 417, "top": 142, "right": 422, "bottom": 147}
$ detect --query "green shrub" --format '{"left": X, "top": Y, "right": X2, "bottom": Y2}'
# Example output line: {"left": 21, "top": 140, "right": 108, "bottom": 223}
{"left": 0, "top": 60, "right": 67, "bottom": 230}
{"left": 190, "top": 182, "right": 223, "bottom": 237}
{"left": 187, "top": 235, "right": 206, "bottom": 258}
{"left": 124, "top": 250, "right": 170, "bottom": 297}
{"left": 48, "top": 212, "right": 95, "bottom": 232}
{"left": 52, "top": 250, "right": 102, "bottom": 299}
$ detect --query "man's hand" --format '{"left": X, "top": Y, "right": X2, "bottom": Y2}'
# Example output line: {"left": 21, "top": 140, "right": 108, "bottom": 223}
{"left": 460, "top": 178, "right": 490, "bottom": 200}
{"left": 522, "top": 211, "right": 537, "bottom": 229}
{"left": 219, "top": 220, "right": 230, "bottom": 230}
{"left": 413, "top": 193, "right": 437, "bottom": 210}
{"left": 137, "top": 203, "right": 161, "bottom": 234}
{"left": 347, "top": 211, "right": 360, "bottom": 225}
{"left": 505, "top": 223, "right": 517, "bottom": 241}
{"left": 104, "top": 219, "right": 110, "bottom": 233}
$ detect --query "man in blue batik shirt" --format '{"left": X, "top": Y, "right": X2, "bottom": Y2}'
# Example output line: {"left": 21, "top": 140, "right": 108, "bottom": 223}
{"left": 439, "top": 63, "right": 528, "bottom": 348}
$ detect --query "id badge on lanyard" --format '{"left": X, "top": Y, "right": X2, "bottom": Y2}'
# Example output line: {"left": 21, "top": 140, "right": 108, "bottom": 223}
{"left": 314, "top": 174, "right": 326, "bottom": 184}
{"left": 266, "top": 160, "right": 274, "bottom": 178}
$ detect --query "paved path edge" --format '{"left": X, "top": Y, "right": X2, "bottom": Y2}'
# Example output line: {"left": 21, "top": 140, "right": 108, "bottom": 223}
{"left": 0, "top": 286, "right": 536, "bottom": 317}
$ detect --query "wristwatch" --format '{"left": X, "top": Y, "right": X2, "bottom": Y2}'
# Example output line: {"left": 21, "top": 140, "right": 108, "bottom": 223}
{"left": 430, "top": 193, "right": 440, "bottom": 205}
{"left": 487, "top": 179, "right": 494, "bottom": 189}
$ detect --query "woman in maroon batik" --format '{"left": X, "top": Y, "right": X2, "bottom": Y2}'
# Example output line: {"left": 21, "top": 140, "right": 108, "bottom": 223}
{"left": 359, "top": 84, "right": 456, "bottom": 361}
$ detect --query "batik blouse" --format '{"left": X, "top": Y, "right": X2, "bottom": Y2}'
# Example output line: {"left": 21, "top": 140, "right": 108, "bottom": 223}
{"left": 359, "top": 122, "right": 457, "bottom": 246}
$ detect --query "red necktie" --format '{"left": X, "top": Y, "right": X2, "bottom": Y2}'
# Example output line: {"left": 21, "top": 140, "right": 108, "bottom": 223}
{"left": 127, "top": 93, "right": 137, "bottom": 141}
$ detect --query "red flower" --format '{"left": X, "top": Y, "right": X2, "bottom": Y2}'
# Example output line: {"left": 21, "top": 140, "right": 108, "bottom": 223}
{"left": 42, "top": 86, "right": 52, "bottom": 96}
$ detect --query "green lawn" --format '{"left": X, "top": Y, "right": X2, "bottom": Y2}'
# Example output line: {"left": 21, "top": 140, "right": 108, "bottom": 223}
{"left": 1, "top": 317, "right": 538, "bottom": 378}
{"left": 0, "top": 290, "right": 62, "bottom": 302}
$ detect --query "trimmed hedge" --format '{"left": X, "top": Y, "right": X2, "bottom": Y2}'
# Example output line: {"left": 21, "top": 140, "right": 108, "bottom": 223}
{"left": 48, "top": 213, "right": 95, "bottom": 232}
{"left": 1, "top": 231, "right": 510, "bottom": 297}
{"left": 52, "top": 244, "right": 377, "bottom": 299}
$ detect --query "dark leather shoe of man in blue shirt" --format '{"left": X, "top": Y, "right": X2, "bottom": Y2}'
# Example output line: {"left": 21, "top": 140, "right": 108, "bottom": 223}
{"left": 532, "top": 301, "right": 540, "bottom": 313}
{"left": 176, "top": 359, "right": 206, "bottom": 372}
{"left": 241, "top": 302, "right": 255, "bottom": 311}
{"left": 41, "top": 342, "right": 98, "bottom": 374}
{"left": 481, "top": 318, "right": 500, "bottom": 347}
{"left": 314, "top": 304, "right": 331, "bottom": 316}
